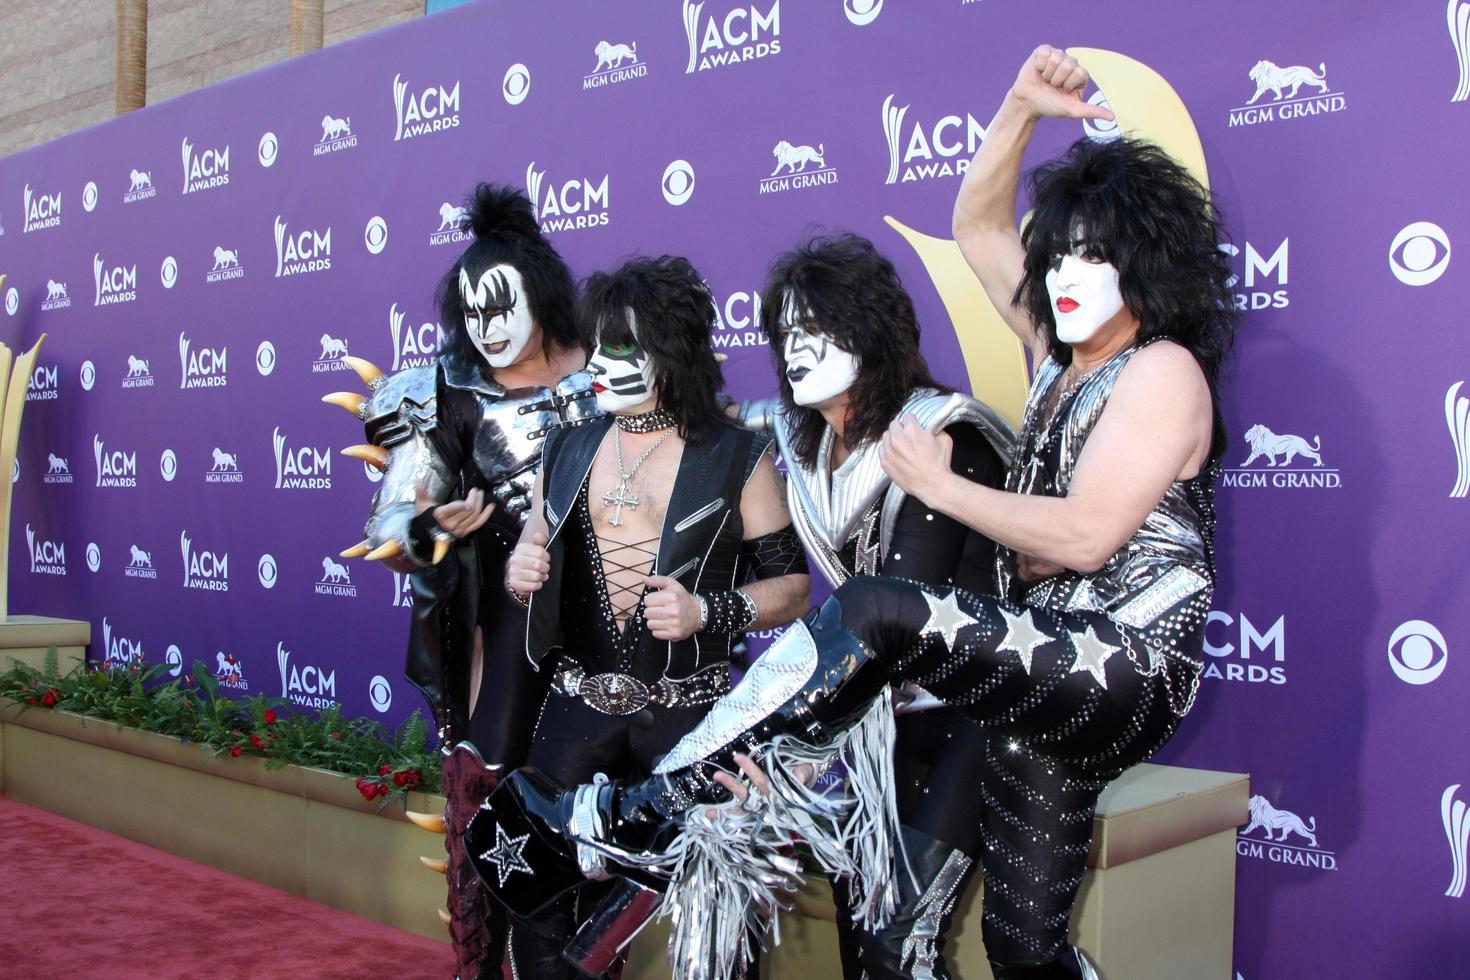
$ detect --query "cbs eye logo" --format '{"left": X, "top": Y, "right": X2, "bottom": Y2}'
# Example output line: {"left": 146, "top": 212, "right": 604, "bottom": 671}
{"left": 1387, "top": 619, "right": 1448, "bottom": 685}
{"left": 503, "top": 63, "right": 531, "bottom": 105}
{"left": 662, "top": 160, "right": 696, "bottom": 206}
{"left": 1389, "top": 221, "right": 1451, "bottom": 286}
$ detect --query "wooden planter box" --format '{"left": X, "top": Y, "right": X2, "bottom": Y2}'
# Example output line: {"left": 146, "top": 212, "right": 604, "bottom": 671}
{"left": 0, "top": 701, "right": 449, "bottom": 941}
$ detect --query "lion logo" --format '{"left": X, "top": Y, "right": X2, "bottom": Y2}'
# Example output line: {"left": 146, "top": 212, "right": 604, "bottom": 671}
{"left": 45, "top": 280, "right": 67, "bottom": 301}
{"left": 1242, "top": 794, "right": 1318, "bottom": 847}
{"left": 128, "top": 169, "right": 152, "bottom": 191}
{"left": 437, "top": 202, "right": 468, "bottom": 232}
{"left": 126, "top": 355, "right": 149, "bottom": 378}
{"left": 321, "top": 556, "right": 351, "bottom": 584}
{"left": 210, "top": 448, "right": 238, "bottom": 472}
{"left": 129, "top": 545, "right": 152, "bottom": 568}
{"left": 215, "top": 652, "right": 243, "bottom": 681}
{"left": 319, "top": 333, "right": 348, "bottom": 360}
{"left": 1246, "top": 60, "right": 1329, "bottom": 104}
{"left": 320, "top": 115, "right": 352, "bottom": 142}
{"left": 594, "top": 40, "right": 638, "bottom": 72}
{"left": 212, "top": 246, "right": 239, "bottom": 271}
{"left": 46, "top": 454, "right": 68, "bottom": 474}
{"left": 771, "top": 140, "right": 826, "bottom": 176}
{"left": 1241, "top": 424, "right": 1323, "bottom": 468}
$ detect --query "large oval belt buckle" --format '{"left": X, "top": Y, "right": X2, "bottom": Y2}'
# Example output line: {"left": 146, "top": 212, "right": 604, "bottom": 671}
{"left": 581, "top": 673, "right": 651, "bottom": 715}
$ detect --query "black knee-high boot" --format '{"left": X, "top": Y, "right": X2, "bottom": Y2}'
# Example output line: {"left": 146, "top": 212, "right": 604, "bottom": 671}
{"left": 851, "top": 825, "right": 976, "bottom": 980}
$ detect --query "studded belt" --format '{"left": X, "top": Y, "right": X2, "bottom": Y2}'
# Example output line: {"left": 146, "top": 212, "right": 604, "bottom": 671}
{"left": 551, "top": 658, "right": 730, "bottom": 716}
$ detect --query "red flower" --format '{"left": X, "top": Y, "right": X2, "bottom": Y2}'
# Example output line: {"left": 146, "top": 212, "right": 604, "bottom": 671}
{"left": 354, "top": 777, "right": 378, "bottom": 801}
{"left": 41, "top": 690, "right": 57, "bottom": 707}
{"left": 262, "top": 709, "right": 278, "bottom": 725}
{"left": 392, "top": 770, "right": 408, "bottom": 787}
{"left": 26, "top": 697, "right": 37, "bottom": 705}
{"left": 405, "top": 769, "right": 424, "bottom": 788}
{"left": 229, "top": 746, "right": 243, "bottom": 758}
{"left": 249, "top": 733, "right": 266, "bottom": 750}
{"left": 328, "top": 731, "right": 341, "bottom": 740}
{"left": 375, "top": 783, "right": 391, "bottom": 798}
{"left": 378, "top": 764, "right": 392, "bottom": 777}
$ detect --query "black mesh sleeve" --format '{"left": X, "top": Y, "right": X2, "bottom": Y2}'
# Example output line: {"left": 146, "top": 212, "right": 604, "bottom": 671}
{"left": 740, "top": 524, "right": 809, "bottom": 580}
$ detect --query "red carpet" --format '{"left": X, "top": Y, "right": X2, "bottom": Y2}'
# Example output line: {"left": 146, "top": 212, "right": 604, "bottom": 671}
{"left": 0, "top": 795, "right": 456, "bottom": 978}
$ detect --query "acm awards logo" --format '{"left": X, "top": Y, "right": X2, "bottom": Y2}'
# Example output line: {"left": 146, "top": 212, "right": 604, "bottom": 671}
{"left": 1227, "top": 59, "right": 1346, "bottom": 128}
{"left": 1220, "top": 237, "right": 1289, "bottom": 310}
{"left": 122, "top": 353, "right": 154, "bottom": 389}
{"left": 22, "top": 183, "right": 61, "bottom": 233}
{"left": 1449, "top": 380, "right": 1469, "bottom": 498}
{"left": 124, "top": 544, "right": 157, "bottom": 580}
{"left": 758, "top": 140, "right": 838, "bottom": 195}
{"left": 25, "top": 524, "right": 65, "bottom": 576}
{"left": 179, "top": 332, "right": 227, "bottom": 389}
{"left": 316, "top": 556, "right": 357, "bottom": 598}
{"left": 124, "top": 167, "right": 156, "bottom": 204}
{"left": 277, "top": 642, "right": 338, "bottom": 709}
{"left": 27, "top": 363, "right": 59, "bottom": 401}
{"left": 392, "top": 73, "right": 461, "bottom": 141}
{"left": 391, "top": 570, "right": 415, "bottom": 608}
{"left": 526, "top": 162, "right": 611, "bottom": 233}
{"left": 180, "top": 530, "right": 228, "bottom": 592}
{"left": 1221, "top": 423, "right": 1340, "bottom": 490}
{"left": 180, "top": 138, "right": 230, "bottom": 194}
{"left": 102, "top": 617, "right": 144, "bottom": 666}
{"left": 390, "top": 303, "right": 443, "bottom": 371}
{"left": 207, "top": 245, "right": 244, "bottom": 284}
{"left": 273, "top": 427, "right": 331, "bottom": 490}
{"left": 94, "top": 253, "right": 138, "bottom": 306}
{"left": 1238, "top": 791, "right": 1337, "bottom": 871}
{"left": 1445, "top": 784, "right": 1469, "bottom": 898}
{"left": 429, "top": 202, "right": 471, "bottom": 248}
{"left": 584, "top": 39, "right": 647, "bottom": 90}
{"left": 881, "top": 94, "right": 987, "bottom": 184}
{"left": 206, "top": 447, "right": 243, "bottom": 484}
{"left": 709, "top": 286, "right": 770, "bottom": 352}
{"left": 273, "top": 216, "right": 332, "bottom": 277}
{"left": 314, "top": 114, "right": 358, "bottom": 157}
{"left": 43, "top": 452, "right": 72, "bottom": 485}
{"left": 683, "top": 0, "right": 782, "bottom": 74}
{"left": 1202, "top": 611, "right": 1286, "bottom": 685}
{"left": 94, "top": 435, "right": 138, "bottom": 488}
{"left": 1453, "top": 0, "right": 1470, "bottom": 102}
{"left": 40, "top": 279, "right": 70, "bottom": 312}
{"left": 214, "top": 652, "right": 248, "bottom": 690}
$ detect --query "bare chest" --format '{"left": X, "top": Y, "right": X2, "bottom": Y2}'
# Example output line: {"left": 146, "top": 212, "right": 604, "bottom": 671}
{"left": 586, "top": 433, "right": 684, "bottom": 545}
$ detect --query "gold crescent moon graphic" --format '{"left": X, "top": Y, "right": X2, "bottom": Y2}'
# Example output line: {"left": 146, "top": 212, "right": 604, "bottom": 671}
{"left": 887, "top": 48, "right": 1208, "bottom": 427}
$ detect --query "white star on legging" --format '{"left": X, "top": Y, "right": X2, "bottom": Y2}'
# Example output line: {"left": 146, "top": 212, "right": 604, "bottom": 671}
{"left": 996, "top": 607, "right": 1055, "bottom": 674}
{"left": 920, "top": 591, "right": 978, "bottom": 650}
{"left": 479, "top": 823, "right": 534, "bottom": 887}
{"left": 1068, "top": 624, "right": 1121, "bottom": 689}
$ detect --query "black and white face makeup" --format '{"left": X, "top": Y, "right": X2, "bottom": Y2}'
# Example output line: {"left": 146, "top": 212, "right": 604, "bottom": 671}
{"left": 587, "top": 308, "right": 657, "bottom": 413}
{"left": 1044, "top": 226, "right": 1124, "bottom": 346}
{"left": 459, "top": 263, "right": 536, "bottom": 369}
{"left": 779, "top": 291, "right": 859, "bottom": 408}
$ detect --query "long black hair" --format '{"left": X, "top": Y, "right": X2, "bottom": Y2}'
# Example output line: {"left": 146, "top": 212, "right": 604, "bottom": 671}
{"left": 578, "top": 256, "right": 725, "bottom": 444}
{"left": 759, "top": 233, "right": 943, "bottom": 467}
{"left": 436, "top": 183, "right": 581, "bottom": 366}
{"left": 1015, "top": 137, "right": 1238, "bottom": 389}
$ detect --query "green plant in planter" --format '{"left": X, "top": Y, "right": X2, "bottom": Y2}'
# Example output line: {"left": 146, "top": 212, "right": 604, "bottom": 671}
{"left": 1, "top": 648, "right": 440, "bottom": 807}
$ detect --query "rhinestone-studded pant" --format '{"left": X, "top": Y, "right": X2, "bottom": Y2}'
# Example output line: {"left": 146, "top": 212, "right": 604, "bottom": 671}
{"left": 828, "top": 576, "right": 1203, "bottom": 968}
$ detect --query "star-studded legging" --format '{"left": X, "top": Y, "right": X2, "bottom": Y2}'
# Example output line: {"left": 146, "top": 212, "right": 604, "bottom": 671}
{"left": 828, "top": 574, "right": 1204, "bottom": 968}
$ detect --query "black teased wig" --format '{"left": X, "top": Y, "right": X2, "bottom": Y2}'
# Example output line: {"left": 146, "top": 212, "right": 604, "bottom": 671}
{"left": 578, "top": 256, "right": 725, "bottom": 444}
{"left": 759, "top": 233, "right": 943, "bottom": 467}
{"left": 1015, "top": 137, "right": 1237, "bottom": 389}
{"left": 436, "top": 183, "right": 581, "bottom": 366}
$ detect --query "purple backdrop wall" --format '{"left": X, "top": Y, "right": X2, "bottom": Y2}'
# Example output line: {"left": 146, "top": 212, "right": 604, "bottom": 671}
{"left": 2, "top": 1, "right": 1467, "bottom": 974}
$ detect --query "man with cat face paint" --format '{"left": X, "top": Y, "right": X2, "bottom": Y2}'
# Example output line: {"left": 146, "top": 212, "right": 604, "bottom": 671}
{"left": 733, "top": 234, "right": 1015, "bottom": 980}
{"left": 496, "top": 256, "right": 810, "bottom": 978}
{"left": 324, "top": 184, "right": 599, "bottom": 979}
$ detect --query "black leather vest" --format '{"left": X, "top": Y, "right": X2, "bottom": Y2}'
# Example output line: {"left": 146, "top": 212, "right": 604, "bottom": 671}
{"left": 526, "top": 417, "right": 767, "bottom": 679}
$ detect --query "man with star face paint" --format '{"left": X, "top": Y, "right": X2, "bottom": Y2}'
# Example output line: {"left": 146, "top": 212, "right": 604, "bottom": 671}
{"left": 491, "top": 255, "right": 810, "bottom": 978}
{"left": 458, "top": 48, "right": 1238, "bottom": 980}
{"left": 323, "top": 184, "right": 599, "bottom": 979}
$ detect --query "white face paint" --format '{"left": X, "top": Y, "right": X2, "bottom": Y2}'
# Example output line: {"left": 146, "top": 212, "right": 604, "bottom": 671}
{"left": 587, "top": 308, "right": 658, "bottom": 414}
{"left": 779, "top": 293, "right": 860, "bottom": 408}
{"left": 1044, "top": 239, "right": 1125, "bottom": 346}
{"left": 459, "top": 263, "right": 536, "bottom": 369}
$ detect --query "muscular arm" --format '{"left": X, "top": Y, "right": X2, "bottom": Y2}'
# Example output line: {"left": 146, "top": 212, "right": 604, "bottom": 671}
{"left": 952, "top": 45, "right": 1113, "bottom": 362}
{"left": 737, "top": 449, "right": 809, "bottom": 630}
{"left": 883, "top": 344, "right": 1212, "bottom": 573}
